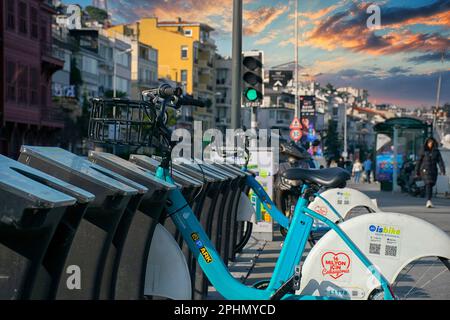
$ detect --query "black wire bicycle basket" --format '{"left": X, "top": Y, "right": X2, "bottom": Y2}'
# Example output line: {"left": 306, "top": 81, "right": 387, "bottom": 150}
{"left": 88, "top": 98, "right": 158, "bottom": 147}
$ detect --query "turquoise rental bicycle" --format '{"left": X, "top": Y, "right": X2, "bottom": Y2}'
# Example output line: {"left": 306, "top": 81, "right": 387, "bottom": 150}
{"left": 88, "top": 84, "right": 396, "bottom": 300}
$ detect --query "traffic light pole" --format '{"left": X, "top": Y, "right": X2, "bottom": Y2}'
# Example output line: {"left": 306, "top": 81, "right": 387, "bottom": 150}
{"left": 294, "top": 0, "right": 299, "bottom": 119}
{"left": 231, "top": 0, "right": 242, "bottom": 130}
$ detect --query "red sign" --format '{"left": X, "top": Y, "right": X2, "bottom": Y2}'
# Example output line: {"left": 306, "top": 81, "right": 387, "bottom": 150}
{"left": 290, "top": 128, "right": 302, "bottom": 142}
{"left": 289, "top": 117, "right": 301, "bottom": 129}
{"left": 321, "top": 252, "right": 351, "bottom": 279}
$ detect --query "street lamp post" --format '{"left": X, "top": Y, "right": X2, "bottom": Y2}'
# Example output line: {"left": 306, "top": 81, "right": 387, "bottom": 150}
{"left": 113, "top": 48, "right": 133, "bottom": 98}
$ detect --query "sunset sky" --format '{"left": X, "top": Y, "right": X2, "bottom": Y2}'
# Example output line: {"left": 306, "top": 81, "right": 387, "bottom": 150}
{"left": 73, "top": 0, "right": 449, "bottom": 107}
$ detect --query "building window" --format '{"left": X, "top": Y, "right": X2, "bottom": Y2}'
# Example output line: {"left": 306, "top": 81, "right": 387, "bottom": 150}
{"left": 30, "top": 7, "right": 38, "bottom": 39}
{"left": 18, "top": 64, "right": 28, "bottom": 104}
{"left": 333, "top": 107, "right": 338, "bottom": 116}
{"left": 181, "top": 46, "right": 188, "bottom": 59}
{"left": 6, "top": 61, "right": 16, "bottom": 101}
{"left": 116, "top": 51, "right": 130, "bottom": 67}
{"left": 30, "top": 67, "right": 38, "bottom": 105}
{"left": 114, "top": 76, "right": 129, "bottom": 94}
{"left": 193, "top": 47, "right": 198, "bottom": 63}
{"left": 40, "top": 18, "right": 47, "bottom": 43}
{"left": 18, "top": 2, "right": 28, "bottom": 35}
{"left": 181, "top": 70, "right": 188, "bottom": 83}
{"left": 82, "top": 56, "right": 98, "bottom": 74}
{"left": 184, "top": 29, "right": 192, "bottom": 37}
{"left": 6, "top": 0, "right": 15, "bottom": 30}
{"left": 139, "top": 46, "right": 148, "bottom": 60}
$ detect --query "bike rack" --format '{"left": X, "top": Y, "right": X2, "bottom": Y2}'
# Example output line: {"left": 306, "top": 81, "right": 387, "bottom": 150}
{"left": 87, "top": 151, "right": 192, "bottom": 300}
{"left": 128, "top": 155, "right": 208, "bottom": 299}
{"left": 211, "top": 163, "right": 249, "bottom": 259}
{"left": 171, "top": 161, "right": 227, "bottom": 299}
{"left": 195, "top": 163, "right": 241, "bottom": 264}
{"left": 18, "top": 146, "right": 146, "bottom": 300}
{"left": 0, "top": 155, "right": 81, "bottom": 299}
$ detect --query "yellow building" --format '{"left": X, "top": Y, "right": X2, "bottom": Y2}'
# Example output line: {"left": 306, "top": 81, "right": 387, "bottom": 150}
{"left": 107, "top": 17, "right": 217, "bottom": 129}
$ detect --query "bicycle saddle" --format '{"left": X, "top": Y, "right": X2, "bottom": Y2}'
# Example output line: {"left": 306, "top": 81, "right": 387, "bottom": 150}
{"left": 281, "top": 167, "right": 350, "bottom": 188}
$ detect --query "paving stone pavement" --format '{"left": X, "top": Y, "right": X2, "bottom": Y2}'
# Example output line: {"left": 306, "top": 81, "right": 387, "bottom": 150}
{"left": 208, "top": 182, "right": 450, "bottom": 300}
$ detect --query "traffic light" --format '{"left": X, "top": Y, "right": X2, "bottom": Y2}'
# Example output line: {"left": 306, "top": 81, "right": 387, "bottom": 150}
{"left": 242, "top": 51, "right": 264, "bottom": 107}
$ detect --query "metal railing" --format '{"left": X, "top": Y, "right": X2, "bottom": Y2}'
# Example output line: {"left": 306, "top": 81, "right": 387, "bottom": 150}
{"left": 41, "top": 42, "right": 65, "bottom": 61}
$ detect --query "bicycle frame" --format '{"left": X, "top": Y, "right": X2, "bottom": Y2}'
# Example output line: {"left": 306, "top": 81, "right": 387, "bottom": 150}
{"left": 155, "top": 166, "right": 395, "bottom": 300}
{"left": 244, "top": 172, "right": 341, "bottom": 234}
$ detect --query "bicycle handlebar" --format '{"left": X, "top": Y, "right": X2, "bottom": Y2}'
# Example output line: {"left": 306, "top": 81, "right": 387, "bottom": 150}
{"left": 159, "top": 84, "right": 183, "bottom": 98}
{"left": 176, "top": 95, "right": 207, "bottom": 108}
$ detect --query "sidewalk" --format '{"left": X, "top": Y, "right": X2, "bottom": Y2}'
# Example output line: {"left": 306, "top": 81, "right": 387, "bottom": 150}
{"left": 208, "top": 182, "right": 450, "bottom": 300}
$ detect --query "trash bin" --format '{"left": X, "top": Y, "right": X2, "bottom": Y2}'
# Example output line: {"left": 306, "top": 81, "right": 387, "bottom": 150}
{"left": 19, "top": 146, "right": 146, "bottom": 300}
{"left": 87, "top": 151, "right": 177, "bottom": 299}
{"left": 0, "top": 155, "right": 82, "bottom": 299}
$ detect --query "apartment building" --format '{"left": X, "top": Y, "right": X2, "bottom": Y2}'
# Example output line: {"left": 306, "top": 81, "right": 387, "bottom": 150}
{"left": 215, "top": 56, "right": 232, "bottom": 132}
{"left": 108, "top": 17, "right": 217, "bottom": 130}
{"left": 105, "top": 26, "right": 159, "bottom": 100}
{"left": 98, "top": 29, "right": 132, "bottom": 97}
{"left": 1, "top": 0, "right": 65, "bottom": 158}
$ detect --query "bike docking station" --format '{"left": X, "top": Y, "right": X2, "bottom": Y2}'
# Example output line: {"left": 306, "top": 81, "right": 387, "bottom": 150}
{"left": 86, "top": 151, "right": 191, "bottom": 300}
{"left": 18, "top": 146, "right": 151, "bottom": 299}
{"left": 0, "top": 155, "right": 93, "bottom": 299}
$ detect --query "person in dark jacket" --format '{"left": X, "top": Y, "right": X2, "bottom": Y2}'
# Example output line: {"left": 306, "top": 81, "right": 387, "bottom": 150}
{"left": 415, "top": 137, "right": 446, "bottom": 208}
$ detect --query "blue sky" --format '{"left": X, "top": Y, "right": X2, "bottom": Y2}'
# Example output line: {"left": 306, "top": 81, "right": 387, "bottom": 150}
{"left": 68, "top": 0, "right": 449, "bottom": 107}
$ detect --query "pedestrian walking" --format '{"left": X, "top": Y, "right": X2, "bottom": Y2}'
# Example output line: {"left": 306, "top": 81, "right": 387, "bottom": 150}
{"left": 329, "top": 160, "right": 338, "bottom": 168}
{"left": 415, "top": 137, "right": 446, "bottom": 208}
{"left": 337, "top": 157, "right": 345, "bottom": 168}
{"left": 352, "top": 159, "right": 363, "bottom": 183}
{"left": 363, "top": 158, "right": 372, "bottom": 183}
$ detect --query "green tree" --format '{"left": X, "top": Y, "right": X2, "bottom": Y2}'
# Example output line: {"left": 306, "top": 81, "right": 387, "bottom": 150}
{"left": 323, "top": 119, "right": 341, "bottom": 163}
{"left": 70, "top": 58, "right": 83, "bottom": 100}
{"left": 78, "top": 93, "right": 91, "bottom": 140}
{"left": 104, "top": 90, "right": 127, "bottom": 99}
{"left": 85, "top": 6, "right": 108, "bottom": 23}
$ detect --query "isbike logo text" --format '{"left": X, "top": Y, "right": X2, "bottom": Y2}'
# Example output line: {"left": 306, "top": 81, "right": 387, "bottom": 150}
{"left": 368, "top": 224, "right": 401, "bottom": 235}
{"left": 191, "top": 232, "right": 213, "bottom": 263}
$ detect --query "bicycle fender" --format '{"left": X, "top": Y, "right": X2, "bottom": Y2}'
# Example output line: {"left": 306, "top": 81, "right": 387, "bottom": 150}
{"left": 308, "top": 188, "right": 382, "bottom": 222}
{"left": 236, "top": 192, "right": 256, "bottom": 222}
{"left": 144, "top": 223, "right": 192, "bottom": 300}
{"left": 298, "top": 212, "right": 450, "bottom": 299}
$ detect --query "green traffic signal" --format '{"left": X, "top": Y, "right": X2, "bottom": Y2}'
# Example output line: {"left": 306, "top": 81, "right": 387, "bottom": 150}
{"left": 245, "top": 88, "right": 258, "bottom": 101}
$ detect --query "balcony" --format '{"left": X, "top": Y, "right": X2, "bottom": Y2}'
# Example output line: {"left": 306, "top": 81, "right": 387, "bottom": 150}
{"left": 41, "top": 106, "right": 65, "bottom": 128}
{"left": 200, "top": 37, "right": 216, "bottom": 47}
{"left": 41, "top": 42, "right": 65, "bottom": 79}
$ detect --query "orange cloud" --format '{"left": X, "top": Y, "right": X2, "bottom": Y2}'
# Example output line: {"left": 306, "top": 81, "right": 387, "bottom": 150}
{"left": 304, "top": 2, "right": 450, "bottom": 56}
{"left": 112, "top": 0, "right": 287, "bottom": 38}
{"left": 298, "top": 4, "right": 340, "bottom": 20}
{"left": 243, "top": 5, "right": 288, "bottom": 36}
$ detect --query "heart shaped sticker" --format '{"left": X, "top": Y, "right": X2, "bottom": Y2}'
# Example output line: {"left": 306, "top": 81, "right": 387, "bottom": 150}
{"left": 321, "top": 251, "right": 351, "bottom": 279}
